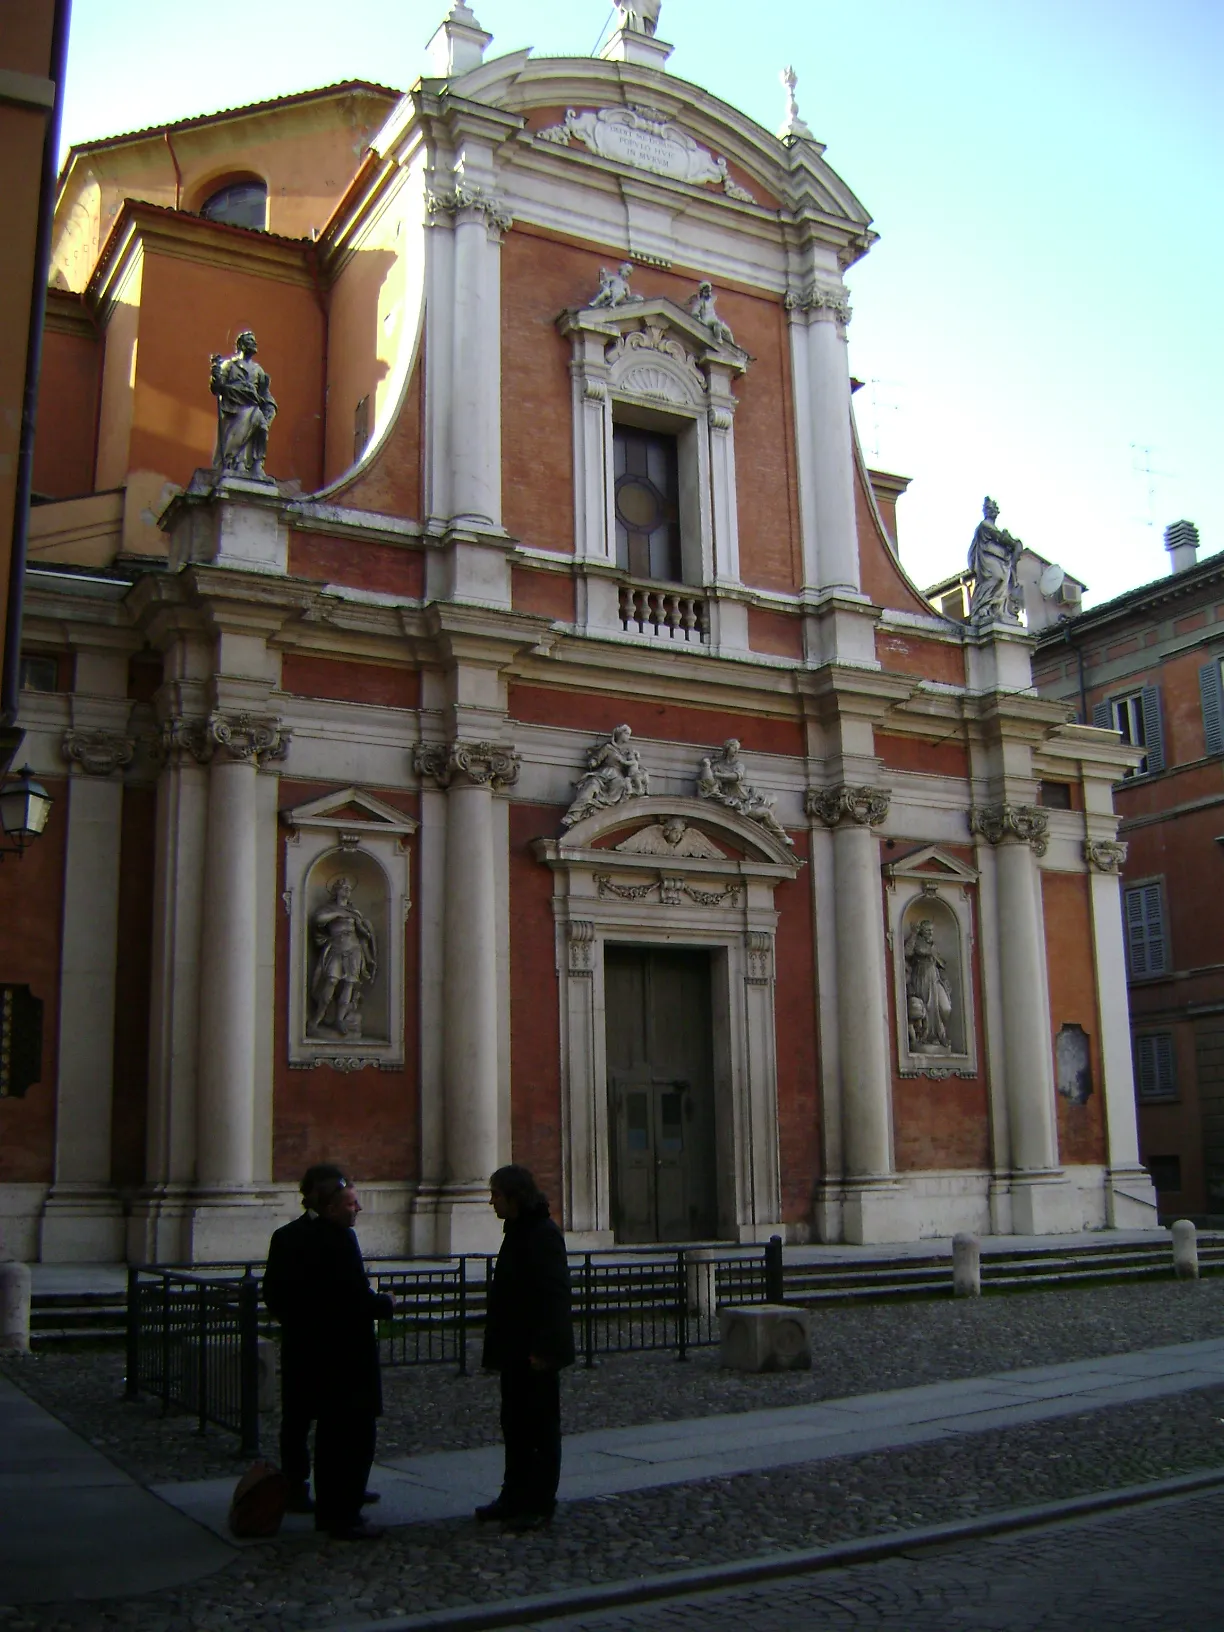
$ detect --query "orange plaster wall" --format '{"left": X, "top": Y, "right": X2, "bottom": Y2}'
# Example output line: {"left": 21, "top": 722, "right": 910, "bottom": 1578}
{"left": 1041, "top": 871, "right": 1107, "bottom": 1166}
{"left": 508, "top": 803, "right": 564, "bottom": 1212}
{"left": 272, "top": 782, "right": 420, "bottom": 1184}
{"left": 773, "top": 831, "right": 821, "bottom": 1220}
{"left": 747, "top": 604, "right": 804, "bottom": 660}
{"left": 512, "top": 565, "right": 576, "bottom": 624}
{"left": 287, "top": 530, "right": 424, "bottom": 597}
{"left": 508, "top": 682, "right": 805, "bottom": 758}
{"left": 875, "top": 629, "right": 965, "bottom": 687}
{"left": 875, "top": 732, "right": 970, "bottom": 780}
{"left": 281, "top": 651, "right": 420, "bottom": 711}
{"left": 33, "top": 325, "right": 100, "bottom": 498}
{"left": 111, "top": 787, "right": 155, "bottom": 1188}
{"left": 0, "top": 775, "right": 67, "bottom": 1184}
{"left": 856, "top": 460, "right": 934, "bottom": 617}
{"left": 130, "top": 248, "right": 325, "bottom": 491}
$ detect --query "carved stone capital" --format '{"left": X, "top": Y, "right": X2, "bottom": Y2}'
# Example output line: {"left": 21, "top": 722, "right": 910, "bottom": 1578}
{"left": 155, "top": 716, "right": 214, "bottom": 766}
{"left": 413, "top": 740, "right": 521, "bottom": 791}
{"left": 61, "top": 728, "right": 135, "bottom": 777}
{"left": 784, "top": 282, "right": 852, "bottom": 328}
{"left": 425, "top": 183, "right": 513, "bottom": 239}
{"left": 566, "top": 919, "right": 595, "bottom": 977}
{"left": 745, "top": 930, "right": 773, "bottom": 985}
{"left": 806, "top": 785, "right": 891, "bottom": 828}
{"left": 1084, "top": 838, "right": 1128, "bottom": 874}
{"left": 206, "top": 712, "right": 290, "bottom": 767}
{"left": 968, "top": 803, "right": 1049, "bottom": 857}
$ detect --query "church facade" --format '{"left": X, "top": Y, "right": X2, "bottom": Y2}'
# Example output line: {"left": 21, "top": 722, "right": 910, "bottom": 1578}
{"left": 0, "top": 4, "right": 1156, "bottom": 1263}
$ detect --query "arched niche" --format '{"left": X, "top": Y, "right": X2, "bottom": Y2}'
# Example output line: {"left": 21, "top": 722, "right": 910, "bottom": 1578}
{"left": 883, "top": 845, "right": 979, "bottom": 1081}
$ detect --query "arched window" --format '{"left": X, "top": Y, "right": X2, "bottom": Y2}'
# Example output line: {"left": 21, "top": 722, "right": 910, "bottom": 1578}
{"left": 200, "top": 179, "right": 267, "bottom": 230}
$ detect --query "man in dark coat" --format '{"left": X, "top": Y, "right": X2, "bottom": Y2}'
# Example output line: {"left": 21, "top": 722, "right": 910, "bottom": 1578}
{"left": 262, "top": 1165, "right": 394, "bottom": 1540}
{"left": 478, "top": 1164, "right": 575, "bottom": 1532}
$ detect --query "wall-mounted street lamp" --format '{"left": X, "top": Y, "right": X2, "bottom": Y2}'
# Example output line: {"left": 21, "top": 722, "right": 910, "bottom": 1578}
{"left": 0, "top": 765, "right": 53, "bottom": 859}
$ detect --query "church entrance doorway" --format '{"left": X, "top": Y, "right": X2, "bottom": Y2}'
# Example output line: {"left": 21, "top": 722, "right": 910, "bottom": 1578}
{"left": 604, "top": 945, "right": 717, "bottom": 1243}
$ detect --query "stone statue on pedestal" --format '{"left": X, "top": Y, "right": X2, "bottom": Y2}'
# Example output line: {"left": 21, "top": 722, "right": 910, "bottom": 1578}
{"left": 563, "top": 724, "right": 650, "bottom": 827}
{"left": 904, "top": 917, "right": 953, "bottom": 1052}
{"left": 615, "top": 0, "right": 661, "bottom": 34}
{"left": 589, "top": 263, "right": 639, "bottom": 310}
{"left": 967, "top": 497, "right": 1023, "bottom": 625}
{"left": 308, "top": 876, "right": 377, "bottom": 1037}
{"left": 688, "top": 281, "right": 737, "bottom": 347}
{"left": 210, "top": 330, "right": 277, "bottom": 478}
{"left": 696, "top": 738, "right": 792, "bottom": 846}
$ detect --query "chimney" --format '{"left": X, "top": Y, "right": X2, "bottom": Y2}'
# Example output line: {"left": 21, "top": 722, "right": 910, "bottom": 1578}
{"left": 1164, "top": 519, "right": 1200, "bottom": 575}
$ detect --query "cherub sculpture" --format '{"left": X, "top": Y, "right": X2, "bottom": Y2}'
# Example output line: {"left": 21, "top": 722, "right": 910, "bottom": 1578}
{"left": 688, "top": 281, "right": 736, "bottom": 347}
{"left": 589, "top": 262, "right": 639, "bottom": 310}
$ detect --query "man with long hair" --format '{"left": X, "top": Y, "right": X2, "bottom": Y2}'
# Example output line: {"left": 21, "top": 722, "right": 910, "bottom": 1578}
{"left": 477, "top": 1165, "right": 575, "bottom": 1532}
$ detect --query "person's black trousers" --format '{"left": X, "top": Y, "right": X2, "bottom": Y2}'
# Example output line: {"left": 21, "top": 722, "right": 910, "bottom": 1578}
{"left": 313, "top": 1406, "right": 377, "bottom": 1530}
{"left": 499, "top": 1363, "right": 561, "bottom": 1515}
{"left": 279, "top": 1399, "right": 312, "bottom": 1492}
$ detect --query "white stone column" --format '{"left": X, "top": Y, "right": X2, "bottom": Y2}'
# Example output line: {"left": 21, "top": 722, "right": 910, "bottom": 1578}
{"left": 809, "top": 785, "right": 897, "bottom": 1242}
{"left": 39, "top": 726, "right": 134, "bottom": 1262}
{"left": 415, "top": 740, "right": 519, "bottom": 1252}
{"left": 970, "top": 804, "right": 1074, "bottom": 1234}
{"left": 1085, "top": 839, "right": 1160, "bottom": 1226}
{"left": 787, "top": 283, "right": 860, "bottom": 594}
{"left": 193, "top": 715, "right": 287, "bottom": 1203}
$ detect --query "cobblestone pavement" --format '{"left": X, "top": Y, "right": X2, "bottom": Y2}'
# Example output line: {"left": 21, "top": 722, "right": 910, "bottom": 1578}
{"left": 2, "top": 1382, "right": 1224, "bottom": 1630}
{"left": 6, "top": 1278, "right": 1224, "bottom": 1486}
{"left": 515, "top": 1487, "right": 1224, "bottom": 1632}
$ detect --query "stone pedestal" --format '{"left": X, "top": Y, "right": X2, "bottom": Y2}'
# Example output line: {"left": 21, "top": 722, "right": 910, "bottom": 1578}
{"left": 719, "top": 1304, "right": 811, "bottom": 1371}
{"left": 0, "top": 1262, "right": 31, "bottom": 1353}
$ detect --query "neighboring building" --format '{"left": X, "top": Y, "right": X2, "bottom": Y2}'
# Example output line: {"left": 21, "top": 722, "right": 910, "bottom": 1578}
{"left": 1032, "top": 522, "right": 1224, "bottom": 1221}
{"left": 0, "top": 2, "right": 1154, "bottom": 1264}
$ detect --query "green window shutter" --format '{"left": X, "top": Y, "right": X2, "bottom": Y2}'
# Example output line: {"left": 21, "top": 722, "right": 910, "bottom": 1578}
{"left": 1200, "top": 661, "right": 1224, "bottom": 757}
{"left": 1125, "top": 883, "right": 1167, "bottom": 977}
{"left": 1140, "top": 685, "right": 1165, "bottom": 773}
{"left": 1092, "top": 700, "right": 1112, "bottom": 729}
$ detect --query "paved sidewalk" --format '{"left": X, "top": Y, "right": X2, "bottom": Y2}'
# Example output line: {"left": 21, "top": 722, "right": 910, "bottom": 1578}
{"left": 0, "top": 1371, "right": 232, "bottom": 1603}
{"left": 153, "top": 1336, "right": 1224, "bottom": 1543}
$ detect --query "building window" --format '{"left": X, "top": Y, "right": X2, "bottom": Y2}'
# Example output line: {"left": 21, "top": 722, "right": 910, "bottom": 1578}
{"left": 1135, "top": 1033, "right": 1177, "bottom": 1102}
{"left": 1124, "top": 883, "right": 1168, "bottom": 978}
{"left": 1200, "top": 659, "right": 1224, "bottom": 756}
{"left": 1145, "top": 1154, "right": 1181, "bottom": 1192}
{"left": 1094, "top": 685, "right": 1165, "bottom": 775}
{"left": 1038, "top": 780, "right": 1072, "bottom": 810}
{"left": 353, "top": 396, "right": 370, "bottom": 462}
{"left": 200, "top": 180, "right": 268, "bottom": 230}
{"left": 19, "top": 653, "right": 58, "bottom": 692}
{"left": 613, "top": 425, "right": 681, "bottom": 582}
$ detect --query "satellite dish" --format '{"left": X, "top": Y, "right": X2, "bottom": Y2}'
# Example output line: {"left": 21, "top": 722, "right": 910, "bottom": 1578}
{"left": 1039, "top": 563, "right": 1066, "bottom": 598}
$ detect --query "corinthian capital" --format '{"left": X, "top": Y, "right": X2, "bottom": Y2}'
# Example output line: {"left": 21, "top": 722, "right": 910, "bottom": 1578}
{"left": 414, "top": 740, "right": 520, "bottom": 790}
{"left": 1084, "top": 838, "right": 1128, "bottom": 874}
{"left": 425, "top": 182, "right": 513, "bottom": 239}
{"left": 208, "top": 712, "right": 290, "bottom": 766}
{"left": 784, "top": 281, "right": 852, "bottom": 329}
{"left": 156, "top": 716, "right": 213, "bottom": 766}
{"left": 968, "top": 803, "right": 1049, "bottom": 857}
{"left": 805, "top": 785, "right": 890, "bottom": 827}
{"left": 61, "top": 728, "right": 135, "bottom": 777}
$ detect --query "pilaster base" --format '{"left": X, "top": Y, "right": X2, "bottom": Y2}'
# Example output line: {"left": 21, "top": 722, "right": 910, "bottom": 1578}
{"left": 840, "top": 1179, "right": 915, "bottom": 1245}
{"left": 127, "top": 1185, "right": 293, "bottom": 1265}
{"left": 1105, "top": 1167, "right": 1161, "bottom": 1230}
{"left": 564, "top": 1230, "right": 617, "bottom": 1251}
{"left": 39, "top": 1187, "right": 125, "bottom": 1263}
{"left": 1008, "top": 1171, "right": 1079, "bottom": 1235}
{"left": 417, "top": 1183, "right": 504, "bottom": 1256}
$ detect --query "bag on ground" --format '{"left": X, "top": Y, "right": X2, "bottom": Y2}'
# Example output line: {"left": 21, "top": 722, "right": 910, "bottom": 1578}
{"left": 228, "top": 1460, "right": 290, "bottom": 1538}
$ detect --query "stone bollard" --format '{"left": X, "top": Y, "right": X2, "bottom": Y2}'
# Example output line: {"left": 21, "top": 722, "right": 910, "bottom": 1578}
{"left": 1172, "top": 1219, "right": 1199, "bottom": 1281}
{"left": 952, "top": 1232, "right": 981, "bottom": 1298}
{"left": 0, "top": 1261, "right": 32, "bottom": 1353}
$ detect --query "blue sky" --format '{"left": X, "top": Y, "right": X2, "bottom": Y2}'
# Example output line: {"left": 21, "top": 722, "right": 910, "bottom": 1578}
{"left": 59, "top": 0, "right": 1224, "bottom": 604}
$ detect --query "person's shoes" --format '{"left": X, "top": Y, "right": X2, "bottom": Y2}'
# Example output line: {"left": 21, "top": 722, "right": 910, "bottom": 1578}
{"left": 502, "top": 1509, "right": 553, "bottom": 1534}
{"left": 361, "top": 1490, "right": 381, "bottom": 1505}
{"left": 321, "top": 1518, "right": 385, "bottom": 1541}
{"left": 285, "top": 1485, "right": 316, "bottom": 1515}
{"left": 475, "top": 1498, "right": 515, "bottom": 1522}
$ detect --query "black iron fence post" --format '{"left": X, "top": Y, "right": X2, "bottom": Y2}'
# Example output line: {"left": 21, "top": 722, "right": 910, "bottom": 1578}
{"left": 159, "top": 1274, "right": 171, "bottom": 1414}
{"left": 457, "top": 1256, "right": 468, "bottom": 1377}
{"left": 238, "top": 1267, "right": 260, "bottom": 1458}
{"left": 124, "top": 1266, "right": 140, "bottom": 1400}
{"left": 583, "top": 1253, "right": 594, "bottom": 1369}
{"left": 765, "top": 1234, "right": 784, "bottom": 1303}
{"left": 676, "top": 1250, "right": 688, "bottom": 1362}
{"left": 196, "top": 1283, "right": 208, "bottom": 1436}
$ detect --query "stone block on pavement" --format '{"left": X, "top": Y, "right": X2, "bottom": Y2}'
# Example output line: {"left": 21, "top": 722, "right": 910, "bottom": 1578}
{"left": 719, "top": 1304, "right": 811, "bottom": 1372}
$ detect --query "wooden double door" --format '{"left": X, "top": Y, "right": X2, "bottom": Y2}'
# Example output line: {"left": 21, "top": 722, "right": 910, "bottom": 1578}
{"left": 604, "top": 946, "right": 717, "bottom": 1243}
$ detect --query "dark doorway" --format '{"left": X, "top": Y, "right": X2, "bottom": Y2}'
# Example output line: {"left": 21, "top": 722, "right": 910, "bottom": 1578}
{"left": 604, "top": 946, "right": 716, "bottom": 1242}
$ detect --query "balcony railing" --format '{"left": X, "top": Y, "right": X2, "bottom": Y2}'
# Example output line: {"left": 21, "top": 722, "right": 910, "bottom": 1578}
{"left": 618, "top": 581, "right": 710, "bottom": 644}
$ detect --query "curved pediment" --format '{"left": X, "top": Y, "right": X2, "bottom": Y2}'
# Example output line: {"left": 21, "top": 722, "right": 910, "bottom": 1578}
{"left": 555, "top": 794, "right": 799, "bottom": 870}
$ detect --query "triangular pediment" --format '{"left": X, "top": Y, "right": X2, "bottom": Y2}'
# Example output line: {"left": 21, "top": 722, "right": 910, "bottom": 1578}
{"left": 883, "top": 844, "right": 978, "bottom": 885}
{"left": 281, "top": 785, "right": 418, "bottom": 837}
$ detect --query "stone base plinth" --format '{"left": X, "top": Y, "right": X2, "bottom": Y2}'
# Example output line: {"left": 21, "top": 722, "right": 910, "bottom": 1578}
{"left": 719, "top": 1304, "right": 811, "bottom": 1372}
{"left": 39, "top": 1186, "right": 125, "bottom": 1263}
{"left": 1105, "top": 1168, "right": 1161, "bottom": 1230}
{"left": 413, "top": 1183, "right": 503, "bottom": 1256}
{"left": 1009, "top": 1172, "right": 1079, "bottom": 1236}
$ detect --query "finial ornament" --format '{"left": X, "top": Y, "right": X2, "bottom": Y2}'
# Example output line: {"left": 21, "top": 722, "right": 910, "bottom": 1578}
{"left": 779, "top": 66, "right": 814, "bottom": 141}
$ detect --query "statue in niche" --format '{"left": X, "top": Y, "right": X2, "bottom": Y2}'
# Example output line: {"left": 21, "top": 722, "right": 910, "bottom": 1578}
{"left": 904, "top": 917, "right": 955, "bottom": 1053}
{"left": 589, "top": 262, "right": 640, "bottom": 310}
{"left": 967, "top": 497, "right": 1023, "bottom": 626}
{"left": 563, "top": 724, "right": 650, "bottom": 827}
{"left": 308, "top": 875, "right": 377, "bottom": 1037}
{"left": 615, "top": 0, "right": 661, "bottom": 34}
{"left": 210, "top": 330, "right": 277, "bottom": 478}
{"left": 688, "top": 281, "right": 737, "bottom": 348}
{"left": 696, "top": 739, "right": 793, "bottom": 846}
